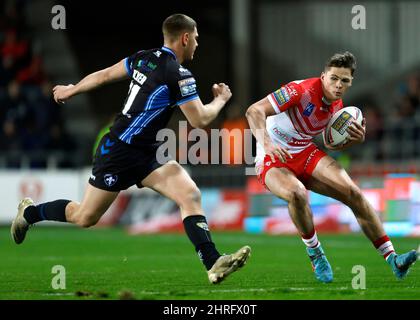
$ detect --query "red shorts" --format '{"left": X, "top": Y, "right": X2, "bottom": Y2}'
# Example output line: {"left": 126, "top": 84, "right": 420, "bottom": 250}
{"left": 256, "top": 144, "right": 327, "bottom": 188}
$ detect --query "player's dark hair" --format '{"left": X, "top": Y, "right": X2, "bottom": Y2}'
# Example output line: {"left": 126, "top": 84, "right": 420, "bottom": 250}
{"left": 162, "top": 14, "right": 196, "bottom": 41}
{"left": 325, "top": 51, "right": 357, "bottom": 75}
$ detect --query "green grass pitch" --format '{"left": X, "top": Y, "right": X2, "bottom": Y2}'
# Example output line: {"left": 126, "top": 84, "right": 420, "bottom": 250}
{"left": 0, "top": 226, "right": 419, "bottom": 300}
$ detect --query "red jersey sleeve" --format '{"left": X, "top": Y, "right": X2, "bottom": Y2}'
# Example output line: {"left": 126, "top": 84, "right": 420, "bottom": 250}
{"left": 267, "top": 82, "right": 303, "bottom": 114}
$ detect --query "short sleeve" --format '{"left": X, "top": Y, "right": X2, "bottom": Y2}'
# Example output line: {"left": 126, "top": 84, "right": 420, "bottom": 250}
{"left": 267, "top": 82, "right": 302, "bottom": 114}
{"left": 124, "top": 50, "right": 142, "bottom": 76}
{"left": 170, "top": 66, "right": 199, "bottom": 106}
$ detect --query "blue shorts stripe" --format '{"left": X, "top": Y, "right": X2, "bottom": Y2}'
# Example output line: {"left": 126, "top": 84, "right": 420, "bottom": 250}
{"left": 39, "top": 204, "right": 46, "bottom": 220}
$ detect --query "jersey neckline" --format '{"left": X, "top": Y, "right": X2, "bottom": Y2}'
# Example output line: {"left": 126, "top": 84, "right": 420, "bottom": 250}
{"left": 161, "top": 46, "right": 177, "bottom": 61}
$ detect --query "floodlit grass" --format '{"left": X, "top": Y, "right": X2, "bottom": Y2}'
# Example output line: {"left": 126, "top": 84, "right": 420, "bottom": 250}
{"left": 0, "top": 227, "right": 419, "bottom": 300}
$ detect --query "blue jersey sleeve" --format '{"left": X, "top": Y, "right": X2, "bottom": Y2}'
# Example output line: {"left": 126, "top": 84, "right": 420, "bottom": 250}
{"left": 124, "top": 50, "right": 143, "bottom": 76}
{"left": 171, "top": 66, "right": 199, "bottom": 106}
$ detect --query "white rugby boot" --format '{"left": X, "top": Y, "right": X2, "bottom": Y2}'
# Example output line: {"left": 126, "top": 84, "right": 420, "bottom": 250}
{"left": 207, "top": 245, "right": 251, "bottom": 284}
{"left": 11, "top": 198, "right": 34, "bottom": 244}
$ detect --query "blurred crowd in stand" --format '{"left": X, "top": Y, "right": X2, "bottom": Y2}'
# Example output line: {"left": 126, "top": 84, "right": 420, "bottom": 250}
{"left": 351, "top": 72, "right": 420, "bottom": 165}
{"left": 1, "top": 0, "right": 419, "bottom": 171}
{"left": 0, "top": 0, "right": 75, "bottom": 168}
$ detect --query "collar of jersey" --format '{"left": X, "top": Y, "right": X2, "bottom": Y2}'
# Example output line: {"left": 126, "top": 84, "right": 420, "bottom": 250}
{"left": 161, "top": 46, "right": 177, "bottom": 60}
{"left": 321, "top": 96, "right": 332, "bottom": 105}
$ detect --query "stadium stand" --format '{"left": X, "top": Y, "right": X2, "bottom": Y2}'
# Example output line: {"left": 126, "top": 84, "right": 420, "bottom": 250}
{"left": 0, "top": 0, "right": 76, "bottom": 168}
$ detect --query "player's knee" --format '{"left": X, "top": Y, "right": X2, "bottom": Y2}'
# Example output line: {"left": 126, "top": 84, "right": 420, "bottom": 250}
{"left": 79, "top": 217, "right": 99, "bottom": 228}
{"left": 289, "top": 187, "right": 308, "bottom": 206}
{"left": 346, "top": 185, "right": 364, "bottom": 206}
{"left": 74, "top": 212, "right": 100, "bottom": 228}
{"left": 184, "top": 185, "right": 202, "bottom": 205}
{"left": 176, "top": 184, "right": 201, "bottom": 208}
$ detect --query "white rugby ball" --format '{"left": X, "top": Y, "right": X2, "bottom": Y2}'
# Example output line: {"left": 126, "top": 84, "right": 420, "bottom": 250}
{"left": 323, "top": 106, "right": 363, "bottom": 147}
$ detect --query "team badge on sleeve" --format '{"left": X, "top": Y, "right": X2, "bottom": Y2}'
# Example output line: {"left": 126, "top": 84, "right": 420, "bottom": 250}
{"left": 273, "top": 86, "right": 291, "bottom": 106}
{"left": 179, "top": 66, "right": 192, "bottom": 76}
{"left": 178, "top": 77, "right": 197, "bottom": 97}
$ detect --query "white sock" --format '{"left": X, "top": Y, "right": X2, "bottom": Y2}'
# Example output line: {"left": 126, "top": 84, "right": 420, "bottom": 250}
{"left": 302, "top": 231, "right": 320, "bottom": 248}
{"left": 377, "top": 241, "right": 395, "bottom": 261}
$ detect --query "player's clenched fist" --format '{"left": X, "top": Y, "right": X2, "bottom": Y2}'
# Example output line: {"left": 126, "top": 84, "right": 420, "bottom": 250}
{"left": 53, "top": 84, "right": 74, "bottom": 104}
{"left": 212, "top": 83, "right": 232, "bottom": 102}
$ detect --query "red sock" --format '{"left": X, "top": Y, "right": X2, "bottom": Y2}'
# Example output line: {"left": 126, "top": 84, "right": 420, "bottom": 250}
{"left": 373, "top": 235, "right": 395, "bottom": 260}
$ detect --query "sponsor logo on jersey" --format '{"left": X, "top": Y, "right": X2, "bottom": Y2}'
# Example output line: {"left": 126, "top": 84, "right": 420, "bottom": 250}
{"left": 153, "top": 50, "right": 162, "bottom": 57}
{"left": 303, "top": 148, "right": 319, "bottom": 171}
{"left": 331, "top": 111, "right": 352, "bottom": 134}
{"left": 178, "top": 77, "right": 197, "bottom": 97}
{"left": 147, "top": 61, "right": 157, "bottom": 70}
{"left": 90, "top": 174, "right": 96, "bottom": 181}
{"left": 303, "top": 102, "right": 315, "bottom": 117}
{"left": 272, "top": 126, "right": 312, "bottom": 146}
{"left": 137, "top": 60, "right": 157, "bottom": 72}
{"left": 272, "top": 126, "right": 293, "bottom": 143}
{"left": 104, "top": 174, "right": 118, "bottom": 187}
{"left": 289, "top": 139, "right": 311, "bottom": 146}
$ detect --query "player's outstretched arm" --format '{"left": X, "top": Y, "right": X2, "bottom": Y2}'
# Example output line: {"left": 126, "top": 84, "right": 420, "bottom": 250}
{"left": 246, "top": 97, "right": 292, "bottom": 163}
{"left": 179, "top": 83, "right": 232, "bottom": 128}
{"left": 53, "top": 59, "right": 129, "bottom": 104}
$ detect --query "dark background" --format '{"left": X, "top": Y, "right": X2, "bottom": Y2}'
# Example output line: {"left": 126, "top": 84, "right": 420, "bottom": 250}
{"left": 2, "top": 0, "right": 420, "bottom": 172}
{"left": 60, "top": 0, "right": 231, "bottom": 129}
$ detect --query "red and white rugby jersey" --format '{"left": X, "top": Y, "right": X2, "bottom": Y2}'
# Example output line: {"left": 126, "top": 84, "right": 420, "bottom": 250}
{"left": 256, "top": 77, "right": 343, "bottom": 162}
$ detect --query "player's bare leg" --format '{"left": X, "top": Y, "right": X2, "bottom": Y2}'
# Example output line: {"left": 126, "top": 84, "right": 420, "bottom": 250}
{"left": 307, "top": 156, "right": 384, "bottom": 240}
{"left": 265, "top": 167, "right": 333, "bottom": 283}
{"left": 265, "top": 167, "right": 314, "bottom": 234}
{"left": 141, "top": 160, "right": 204, "bottom": 219}
{"left": 11, "top": 185, "right": 119, "bottom": 244}
{"left": 64, "top": 185, "right": 119, "bottom": 227}
{"left": 307, "top": 155, "right": 418, "bottom": 279}
{"left": 141, "top": 160, "right": 251, "bottom": 284}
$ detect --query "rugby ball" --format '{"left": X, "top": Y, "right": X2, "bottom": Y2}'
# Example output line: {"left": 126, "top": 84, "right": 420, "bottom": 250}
{"left": 323, "top": 106, "right": 363, "bottom": 147}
